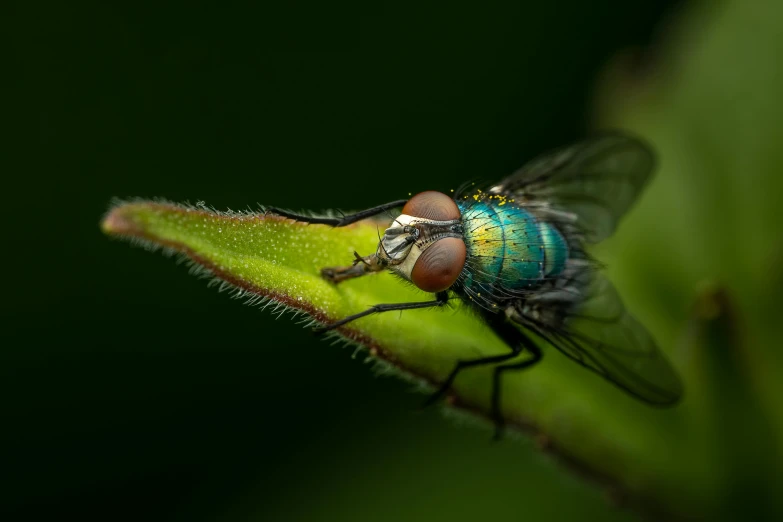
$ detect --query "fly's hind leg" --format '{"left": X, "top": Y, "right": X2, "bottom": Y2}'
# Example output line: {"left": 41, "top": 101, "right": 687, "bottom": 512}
{"left": 424, "top": 311, "right": 542, "bottom": 440}
{"left": 490, "top": 338, "right": 541, "bottom": 440}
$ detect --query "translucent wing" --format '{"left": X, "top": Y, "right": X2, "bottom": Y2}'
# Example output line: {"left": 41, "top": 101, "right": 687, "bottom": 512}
{"left": 514, "top": 268, "right": 683, "bottom": 405}
{"left": 490, "top": 133, "right": 656, "bottom": 243}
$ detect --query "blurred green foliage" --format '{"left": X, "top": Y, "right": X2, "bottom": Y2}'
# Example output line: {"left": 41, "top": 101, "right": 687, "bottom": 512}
{"left": 6, "top": 0, "right": 783, "bottom": 521}
{"left": 595, "top": 0, "right": 783, "bottom": 518}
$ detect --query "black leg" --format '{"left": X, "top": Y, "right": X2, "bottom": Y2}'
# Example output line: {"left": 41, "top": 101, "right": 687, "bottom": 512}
{"left": 423, "top": 314, "right": 526, "bottom": 407}
{"left": 315, "top": 291, "right": 449, "bottom": 332}
{"left": 491, "top": 342, "right": 542, "bottom": 440}
{"left": 423, "top": 312, "right": 543, "bottom": 440}
{"left": 267, "top": 199, "right": 408, "bottom": 227}
{"left": 422, "top": 346, "right": 522, "bottom": 407}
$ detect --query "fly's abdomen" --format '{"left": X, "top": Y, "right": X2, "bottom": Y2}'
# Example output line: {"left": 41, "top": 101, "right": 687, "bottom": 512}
{"left": 537, "top": 221, "right": 568, "bottom": 277}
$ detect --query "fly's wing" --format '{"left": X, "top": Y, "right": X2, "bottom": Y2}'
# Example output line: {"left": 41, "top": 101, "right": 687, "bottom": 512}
{"left": 492, "top": 132, "right": 680, "bottom": 403}
{"left": 516, "top": 269, "right": 683, "bottom": 405}
{"left": 491, "top": 133, "right": 655, "bottom": 243}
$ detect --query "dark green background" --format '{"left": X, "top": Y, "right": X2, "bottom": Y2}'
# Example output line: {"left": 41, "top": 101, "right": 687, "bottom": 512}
{"left": 6, "top": 1, "right": 683, "bottom": 520}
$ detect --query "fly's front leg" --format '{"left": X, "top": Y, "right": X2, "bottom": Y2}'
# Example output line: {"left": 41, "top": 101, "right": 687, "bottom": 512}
{"left": 266, "top": 199, "right": 408, "bottom": 227}
{"left": 268, "top": 199, "right": 407, "bottom": 283}
{"left": 314, "top": 291, "right": 449, "bottom": 333}
{"left": 321, "top": 218, "right": 419, "bottom": 284}
{"left": 269, "top": 200, "right": 407, "bottom": 283}
{"left": 321, "top": 252, "right": 385, "bottom": 284}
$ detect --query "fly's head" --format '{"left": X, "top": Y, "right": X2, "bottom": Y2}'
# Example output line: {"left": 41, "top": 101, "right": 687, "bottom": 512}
{"left": 377, "top": 191, "right": 467, "bottom": 293}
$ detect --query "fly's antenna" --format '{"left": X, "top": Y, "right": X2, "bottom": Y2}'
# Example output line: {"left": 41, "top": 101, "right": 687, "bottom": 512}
{"left": 376, "top": 225, "right": 392, "bottom": 258}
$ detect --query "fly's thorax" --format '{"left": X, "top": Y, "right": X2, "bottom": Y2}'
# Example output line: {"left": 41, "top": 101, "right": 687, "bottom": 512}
{"left": 377, "top": 214, "right": 467, "bottom": 292}
{"left": 456, "top": 195, "right": 570, "bottom": 310}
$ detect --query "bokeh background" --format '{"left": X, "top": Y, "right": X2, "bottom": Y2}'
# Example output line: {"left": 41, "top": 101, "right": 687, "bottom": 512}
{"left": 5, "top": 0, "right": 782, "bottom": 520}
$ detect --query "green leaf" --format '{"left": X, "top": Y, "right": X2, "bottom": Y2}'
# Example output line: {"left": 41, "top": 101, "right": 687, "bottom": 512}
{"left": 593, "top": 0, "right": 783, "bottom": 519}
{"left": 102, "top": 199, "right": 688, "bottom": 518}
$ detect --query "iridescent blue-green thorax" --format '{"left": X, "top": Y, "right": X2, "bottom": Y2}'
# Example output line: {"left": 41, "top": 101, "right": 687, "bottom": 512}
{"left": 456, "top": 193, "right": 568, "bottom": 304}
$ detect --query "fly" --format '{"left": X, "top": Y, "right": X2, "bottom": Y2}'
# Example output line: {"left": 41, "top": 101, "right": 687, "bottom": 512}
{"left": 269, "top": 132, "right": 683, "bottom": 437}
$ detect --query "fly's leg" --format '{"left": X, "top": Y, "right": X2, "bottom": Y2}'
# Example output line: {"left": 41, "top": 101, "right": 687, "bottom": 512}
{"left": 491, "top": 340, "right": 541, "bottom": 440}
{"left": 266, "top": 199, "right": 408, "bottom": 227}
{"left": 315, "top": 291, "right": 449, "bottom": 333}
{"left": 320, "top": 260, "right": 373, "bottom": 283}
{"left": 422, "top": 345, "right": 521, "bottom": 407}
{"left": 321, "top": 252, "right": 384, "bottom": 284}
{"left": 423, "top": 312, "right": 542, "bottom": 440}
{"left": 269, "top": 200, "right": 408, "bottom": 283}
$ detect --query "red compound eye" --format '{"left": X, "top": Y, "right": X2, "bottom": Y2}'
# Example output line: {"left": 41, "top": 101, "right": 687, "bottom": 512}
{"left": 411, "top": 237, "right": 466, "bottom": 292}
{"left": 402, "top": 191, "right": 461, "bottom": 221}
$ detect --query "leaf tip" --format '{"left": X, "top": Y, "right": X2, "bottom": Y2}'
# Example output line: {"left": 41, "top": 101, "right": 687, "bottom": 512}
{"left": 101, "top": 203, "right": 139, "bottom": 237}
